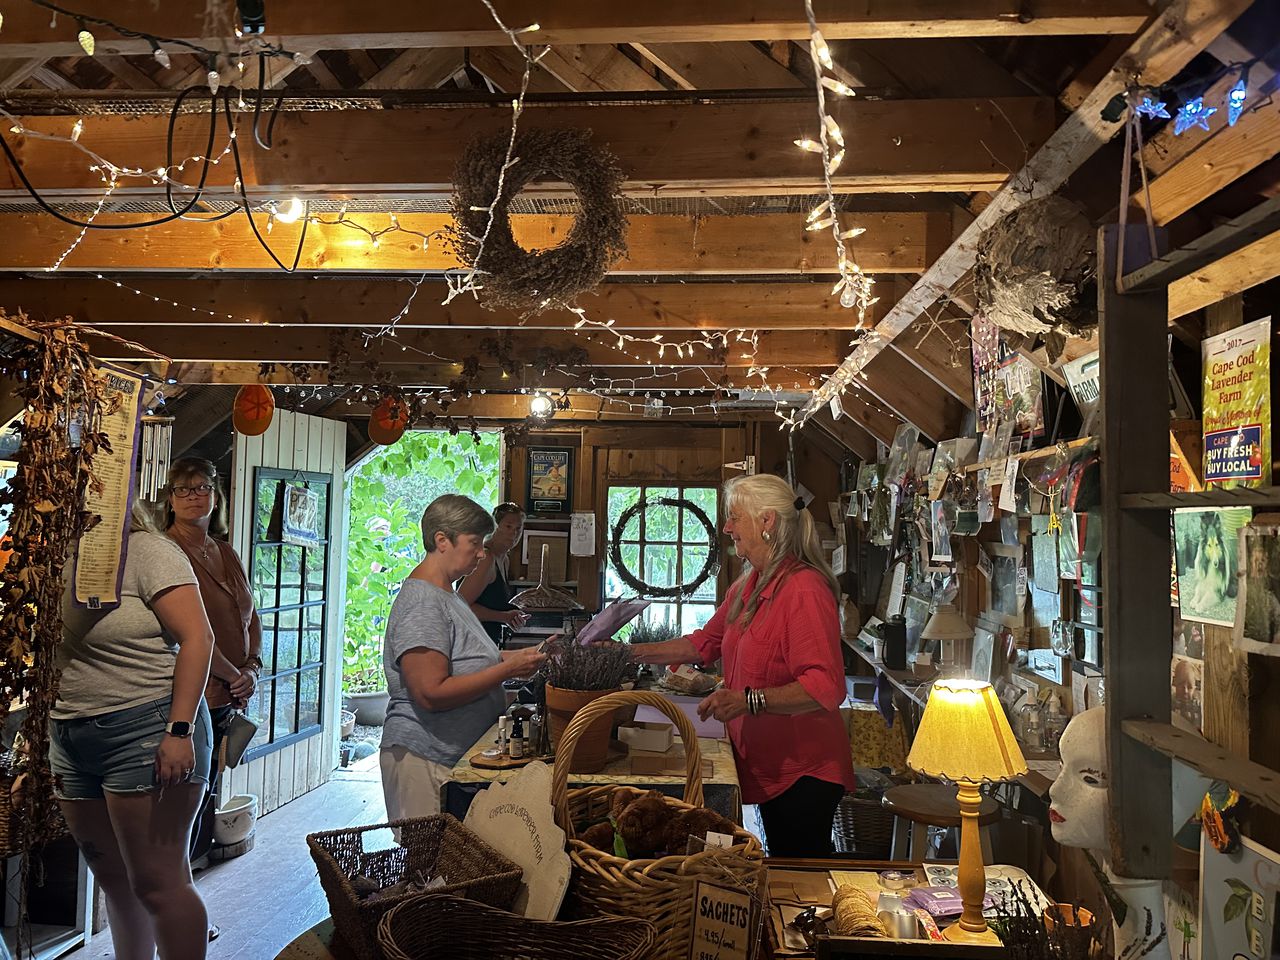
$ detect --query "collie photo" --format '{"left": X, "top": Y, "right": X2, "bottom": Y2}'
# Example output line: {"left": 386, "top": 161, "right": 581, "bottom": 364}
{"left": 1173, "top": 506, "right": 1250, "bottom": 626}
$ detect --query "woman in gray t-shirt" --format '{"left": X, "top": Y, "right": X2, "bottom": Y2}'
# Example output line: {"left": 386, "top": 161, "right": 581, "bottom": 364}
{"left": 379, "top": 495, "right": 545, "bottom": 823}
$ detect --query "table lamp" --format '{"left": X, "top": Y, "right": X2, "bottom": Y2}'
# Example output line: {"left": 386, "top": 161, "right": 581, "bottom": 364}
{"left": 906, "top": 678, "right": 1027, "bottom": 944}
{"left": 920, "top": 603, "right": 972, "bottom": 669}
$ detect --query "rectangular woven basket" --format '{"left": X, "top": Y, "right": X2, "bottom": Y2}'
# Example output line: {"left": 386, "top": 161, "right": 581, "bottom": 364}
{"left": 307, "top": 814, "right": 523, "bottom": 960}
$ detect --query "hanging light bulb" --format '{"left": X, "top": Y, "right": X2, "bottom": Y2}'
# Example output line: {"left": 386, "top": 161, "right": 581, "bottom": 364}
{"left": 793, "top": 138, "right": 824, "bottom": 153}
{"left": 274, "top": 196, "right": 304, "bottom": 223}
{"left": 150, "top": 42, "right": 171, "bottom": 69}
{"left": 821, "top": 76, "right": 856, "bottom": 98}
{"left": 824, "top": 114, "right": 844, "bottom": 148}
{"left": 840, "top": 285, "right": 860, "bottom": 309}
{"left": 292, "top": 51, "right": 312, "bottom": 65}
{"left": 77, "top": 27, "right": 95, "bottom": 56}
{"left": 806, "top": 217, "right": 835, "bottom": 231}
{"left": 839, "top": 226, "right": 866, "bottom": 239}
{"left": 529, "top": 392, "right": 554, "bottom": 419}
{"left": 806, "top": 199, "right": 831, "bottom": 223}
{"left": 1227, "top": 76, "right": 1248, "bottom": 126}
{"left": 826, "top": 149, "right": 845, "bottom": 174}
{"left": 810, "top": 28, "right": 833, "bottom": 69}
{"left": 70, "top": 119, "right": 83, "bottom": 142}
{"left": 207, "top": 69, "right": 221, "bottom": 95}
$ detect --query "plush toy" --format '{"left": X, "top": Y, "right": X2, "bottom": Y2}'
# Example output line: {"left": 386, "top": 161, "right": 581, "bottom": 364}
{"left": 614, "top": 790, "right": 671, "bottom": 859}
{"left": 579, "top": 821, "right": 616, "bottom": 853}
{"left": 666, "top": 806, "right": 737, "bottom": 854}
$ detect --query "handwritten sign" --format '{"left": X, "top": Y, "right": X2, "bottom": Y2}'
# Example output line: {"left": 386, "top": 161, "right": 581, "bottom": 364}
{"left": 74, "top": 364, "right": 143, "bottom": 608}
{"left": 689, "top": 880, "right": 755, "bottom": 960}
{"left": 570, "top": 511, "right": 595, "bottom": 556}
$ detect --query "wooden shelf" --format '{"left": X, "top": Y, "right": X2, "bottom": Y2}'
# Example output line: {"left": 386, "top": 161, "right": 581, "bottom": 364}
{"left": 962, "top": 437, "right": 1093, "bottom": 475}
{"left": 846, "top": 640, "right": 933, "bottom": 707}
{"left": 1119, "top": 486, "right": 1280, "bottom": 509}
{"left": 1122, "top": 719, "right": 1280, "bottom": 815}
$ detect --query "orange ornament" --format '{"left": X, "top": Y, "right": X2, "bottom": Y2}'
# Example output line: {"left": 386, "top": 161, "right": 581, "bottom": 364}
{"left": 233, "top": 384, "right": 275, "bottom": 436}
{"left": 368, "top": 395, "right": 411, "bottom": 446}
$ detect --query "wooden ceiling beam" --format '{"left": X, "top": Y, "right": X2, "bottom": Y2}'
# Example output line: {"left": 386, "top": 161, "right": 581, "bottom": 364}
{"left": 0, "top": 97, "right": 1054, "bottom": 199}
{"left": 468, "top": 48, "right": 574, "bottom": 94}
{"left": 806, "top": 407, "right": 877, "bottom": 462}
{"left": 858, "top": 345, "right": 967, "bottom": 441}
{"left": 361, "top": 49, "right": 465, "bottom": 89}
{"left": 86, "top": 326, "right": 845, "bottom": 367}
{"left": 329, "top": 392, "right": 747, "bottom": 423}
{"left": 888, "top": 316, "right": 974, "bottom": 408}
{"left": 0, "top": 277, "right": 889, "bottom": 331}
{"left": 0, "top": 211, "right": 948, "bottom": 275}
{"left": 826, "top": 394, "right": 899, "bottom": 447}
{"left": 537, "top": 45, "right": 665, "bottom": 92}
{"left": 630, "top": 42, "right": 804, "bottom": 89}
{"left": 0, "top": 2, "right": 1154, "bottom": 57}
{"left": 1168, "top": 226, "right": 1280, "bottom": 321}
{"left": 0, "top": 59, "right": 49, "bottom": 89}
{"left": 164, "top": 361, "right": 830, "bottom": 392}
{"left": 802, "top": 0, "right": 1254, "bottom": 421}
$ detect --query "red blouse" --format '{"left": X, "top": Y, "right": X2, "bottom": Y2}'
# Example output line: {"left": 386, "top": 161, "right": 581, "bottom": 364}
{"left": 688, "top": 561, "right": 855, "bottom": 805}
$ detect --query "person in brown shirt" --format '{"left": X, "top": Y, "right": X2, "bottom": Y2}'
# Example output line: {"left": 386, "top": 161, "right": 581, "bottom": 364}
{"left": 162, "top": 459, "right": 262, "bottom": 894}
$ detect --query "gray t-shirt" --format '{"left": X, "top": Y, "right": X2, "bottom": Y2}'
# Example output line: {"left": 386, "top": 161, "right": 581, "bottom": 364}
{"left": 55, "top": 531, "right": 199, "bottom": 720}
{"left": 381, "top": 578, "right": 505, "bottom": 766}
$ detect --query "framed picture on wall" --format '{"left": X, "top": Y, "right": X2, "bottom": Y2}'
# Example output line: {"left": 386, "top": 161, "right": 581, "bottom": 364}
{"left": 526, "top": 447, "right": 573, "bottom": 514}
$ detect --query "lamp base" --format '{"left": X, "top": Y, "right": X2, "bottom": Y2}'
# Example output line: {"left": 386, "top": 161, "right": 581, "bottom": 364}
{"left": 942, "top": 921, "right": 1002, "bottom": 945}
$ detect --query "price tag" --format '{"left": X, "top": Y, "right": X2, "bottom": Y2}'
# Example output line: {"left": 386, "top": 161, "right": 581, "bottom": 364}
{"left": 688, "top": 880, "right": 755, "bottom": 960}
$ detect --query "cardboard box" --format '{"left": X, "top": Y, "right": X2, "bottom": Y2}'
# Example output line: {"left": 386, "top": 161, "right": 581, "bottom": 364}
{"left": 618, "top": 721, "right": 675, "bottom": 753}
{"left": 629, "top": 747, "right": 714, "bottom": 778}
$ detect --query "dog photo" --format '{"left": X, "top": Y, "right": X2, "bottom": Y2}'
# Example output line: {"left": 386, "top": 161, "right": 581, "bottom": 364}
{"left": 1173, "top": 507, "right": 1250, "bottom": 626}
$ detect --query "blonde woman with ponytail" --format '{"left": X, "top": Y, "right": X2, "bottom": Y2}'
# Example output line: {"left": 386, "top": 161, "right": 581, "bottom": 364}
{"left": 634, "top": 474, "right": 855, "bottom": 856}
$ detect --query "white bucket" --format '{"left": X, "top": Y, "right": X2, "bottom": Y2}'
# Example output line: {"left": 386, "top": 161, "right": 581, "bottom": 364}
{"left": 214, "top": 793, "right": 259, "bottom": 847}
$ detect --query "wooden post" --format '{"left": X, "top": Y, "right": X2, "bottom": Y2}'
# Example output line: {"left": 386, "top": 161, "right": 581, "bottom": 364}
{"left": 1098, "top": 225, "right": 1172, "bottom": 879}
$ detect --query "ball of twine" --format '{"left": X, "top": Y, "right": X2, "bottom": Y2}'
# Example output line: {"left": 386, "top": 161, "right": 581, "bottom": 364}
{"left": 449, "top": 127, "right": 629, "bottom": 311}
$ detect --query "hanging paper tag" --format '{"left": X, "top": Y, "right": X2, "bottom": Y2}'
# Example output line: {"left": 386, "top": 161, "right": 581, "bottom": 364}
{"left": 829, "top": 395, "right": 843, "bottom": 420}
{"left": 999, "top": 458, "right": 1019, "bottom": 513}
{"left": 978, "top": 548, "right": 993, "bottom": 580}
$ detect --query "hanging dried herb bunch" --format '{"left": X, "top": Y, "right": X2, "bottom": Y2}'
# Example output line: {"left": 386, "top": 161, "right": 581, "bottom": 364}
{"left": 448, "top": 127, "right": 629, "bottom": 311}
{"left": 0, "top": 312, "right": 110, "bottom": 853}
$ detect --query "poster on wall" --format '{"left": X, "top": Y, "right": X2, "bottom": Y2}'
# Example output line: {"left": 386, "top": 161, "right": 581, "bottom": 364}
{"left": 1173, "top": 507, "right": 1251, "bottom": 626}
{"left": 1199, "top": 834, "right": 1280, "bottom": 960}
{"left": 1060, "top": 351, "right": 1100, "bottom": 437}
{"left": 971, "top": 311, "right": 1045, "bottom": 442}
{"left": 1234, "top": 523, "right": 1280, "bottom": 657}
{"left": 281, "top": 485, "right": 323, "bottom": 547}
{"left": 74, "top": 365, "right": 144, "bottom": 609}
{"left": 1202, "top": 316, "right": 1270, "bottom": 488}
{"left": 526, "top": 447, "right": 573, "bottom": 514}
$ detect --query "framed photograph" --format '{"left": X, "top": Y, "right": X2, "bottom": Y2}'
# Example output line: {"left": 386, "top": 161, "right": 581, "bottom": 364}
{"left": 1173, "top": 506, "right": 1250, "bottom": 625}
{"left": 985, "top": 544, "right": 1025, "bottom": 625}
{"left": 1234, "top": 522, "right": 1280, "bottom": 657}
{"left": 971, "top": 623, "right": 997, "bottom": 683}
{"left": 526, "top": 447, "right": 573, "bottom": 514}
{"left": 1170, "top": 654, "right": 1204, "bottom": 733}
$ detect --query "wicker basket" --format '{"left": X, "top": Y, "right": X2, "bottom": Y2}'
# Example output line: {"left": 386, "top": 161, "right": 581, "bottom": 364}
{"left": 377, "top": 892, "right": 656, "bottom": 960}
{"left": 307, "top": 815, "right": 523, "bottom": 960}
{"left": 832, "top": 792, "right": 895, "bottom": 859}
{"left": 553, "top": 690, "right": 766, "bottom": 960}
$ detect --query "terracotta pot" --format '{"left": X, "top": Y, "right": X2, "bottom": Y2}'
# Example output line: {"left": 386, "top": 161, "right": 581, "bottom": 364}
{"left": 545, "top": 683, "right": 620, "bottom": 773}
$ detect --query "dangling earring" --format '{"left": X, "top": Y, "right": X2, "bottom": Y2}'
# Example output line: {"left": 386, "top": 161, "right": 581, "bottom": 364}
{"left": 762, "top": 530, "right": 773, "bottom": 543}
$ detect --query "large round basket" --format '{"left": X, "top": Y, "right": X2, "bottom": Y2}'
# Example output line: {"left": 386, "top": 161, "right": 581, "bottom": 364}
{"left": 552, "top": 690, "right": 766, "bottom": 959}
{"left": 377, "top": 892, "right": 656, "bottom": 960}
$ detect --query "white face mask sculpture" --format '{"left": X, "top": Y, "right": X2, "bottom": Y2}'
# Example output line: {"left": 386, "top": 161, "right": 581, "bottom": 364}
{"left": 1049, "top": 707, "right": 1183, "bottom": 960}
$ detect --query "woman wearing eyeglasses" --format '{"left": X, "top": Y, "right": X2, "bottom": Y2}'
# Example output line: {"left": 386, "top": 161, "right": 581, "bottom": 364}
{"left": 162, "top": 460, "right": 262, "bottom": 881}
{"left": 458, "top": 502, "right": 529, "bottom": 645}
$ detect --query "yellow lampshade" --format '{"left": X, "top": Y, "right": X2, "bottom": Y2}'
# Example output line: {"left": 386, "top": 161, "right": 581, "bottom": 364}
{"left": 907, "top": 678, "right": 1027, "bottom": 784}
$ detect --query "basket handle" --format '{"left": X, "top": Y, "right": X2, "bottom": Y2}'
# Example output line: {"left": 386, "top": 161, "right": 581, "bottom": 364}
{"left": 551, "top": 689, "right": 705, "bottom": 839}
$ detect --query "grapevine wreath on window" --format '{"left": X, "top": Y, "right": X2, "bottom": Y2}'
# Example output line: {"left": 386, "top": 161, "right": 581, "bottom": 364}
{"left": 447, "top": 127, "right": 629, "bottom": 311}
{"left": 608, "top": 497, "right": 721, "bottom": 599}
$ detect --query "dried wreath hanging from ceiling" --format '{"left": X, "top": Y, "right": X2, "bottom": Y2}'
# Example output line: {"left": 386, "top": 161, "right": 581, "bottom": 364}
{"left": 973, "top": 194, "right": 1098, "bottom": 364}
{"left": 448, "top": 127, "right": 629, "bottom": 311}
{"left": 0, "top": 311, "right": 110, "bottom": 856}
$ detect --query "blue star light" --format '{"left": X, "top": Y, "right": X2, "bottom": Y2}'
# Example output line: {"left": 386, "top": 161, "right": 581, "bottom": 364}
{"left": 1227, "top": 78, "right": 1247, "bottom": 126}
{"left": 1135, "top": 97, "right": 1171, "bottom": 120}
{"left": 1173, "top": 97, "right": 1216, "bottom": 135}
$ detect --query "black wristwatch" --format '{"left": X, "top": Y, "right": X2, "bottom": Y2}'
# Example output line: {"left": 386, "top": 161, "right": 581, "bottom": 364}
{"left": 165, "top": 721, "right": 193, "bottom": 738}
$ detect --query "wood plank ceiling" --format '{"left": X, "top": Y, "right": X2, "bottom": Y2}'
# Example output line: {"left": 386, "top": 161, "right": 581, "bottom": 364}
{"left": 0, "top": 1, "right": 1271, "bottom": 453}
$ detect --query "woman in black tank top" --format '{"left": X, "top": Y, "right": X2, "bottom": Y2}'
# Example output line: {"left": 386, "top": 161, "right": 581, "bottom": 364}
{"left": 458, "top": 503, "right": 529, "bottom": 645}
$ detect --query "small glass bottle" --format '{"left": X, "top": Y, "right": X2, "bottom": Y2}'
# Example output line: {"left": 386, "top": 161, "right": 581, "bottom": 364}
{"left": 510, "top": 717, "right": 524, "bottom": 759}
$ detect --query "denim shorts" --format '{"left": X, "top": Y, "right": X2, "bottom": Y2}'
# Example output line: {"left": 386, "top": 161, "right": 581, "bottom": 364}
{"left": 50, "top": 697, "right": 213, "bottom": 800}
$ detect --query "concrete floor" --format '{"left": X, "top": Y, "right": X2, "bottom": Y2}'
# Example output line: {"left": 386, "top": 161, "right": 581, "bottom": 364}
{"left": 69, "top": 756, "right": 386, "bottom": 960}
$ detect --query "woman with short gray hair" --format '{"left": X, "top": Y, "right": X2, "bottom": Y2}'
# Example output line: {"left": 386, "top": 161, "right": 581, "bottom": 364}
{"left": 380, "top": 494, "right": 546, "bottom": 822}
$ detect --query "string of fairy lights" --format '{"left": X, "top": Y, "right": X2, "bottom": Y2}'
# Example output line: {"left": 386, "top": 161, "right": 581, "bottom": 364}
{"left": 2, "top": 0, "right": 864, "bottom": 426}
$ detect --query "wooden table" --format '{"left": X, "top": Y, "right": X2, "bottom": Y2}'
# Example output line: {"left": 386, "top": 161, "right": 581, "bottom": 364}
{"left": 445, "top": 719, "right": 743, "bottom": 822}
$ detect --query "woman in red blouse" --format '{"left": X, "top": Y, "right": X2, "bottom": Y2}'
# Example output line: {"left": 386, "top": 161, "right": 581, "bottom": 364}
{"left": 634, "top": 474, "right": 855, "bottom": 856}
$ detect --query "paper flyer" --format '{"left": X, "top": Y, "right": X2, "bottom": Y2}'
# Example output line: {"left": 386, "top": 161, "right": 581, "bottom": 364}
{"left": 74, "top": 364, "right": 144, "bottom": 608}
{"left": 1202, "top": 316, "right": 1270, "bottom": 488}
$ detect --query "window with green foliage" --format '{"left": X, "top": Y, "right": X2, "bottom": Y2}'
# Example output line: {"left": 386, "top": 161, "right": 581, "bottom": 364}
{"left": 604, "top": 484, "right": 719, "bottom": 636}
{"left": 344, "top": 431, "right": 502, "bottom": 693}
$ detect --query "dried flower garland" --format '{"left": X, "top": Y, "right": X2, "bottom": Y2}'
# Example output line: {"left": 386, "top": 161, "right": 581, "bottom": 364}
{"left": 448, "top": 128, "right": 629, "bottom": 311}
{"left": 0, "top": 312, "right": 110, "bottom": 856}
{"left": 608, "top": 497, "right": 720, "bottom": 599}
